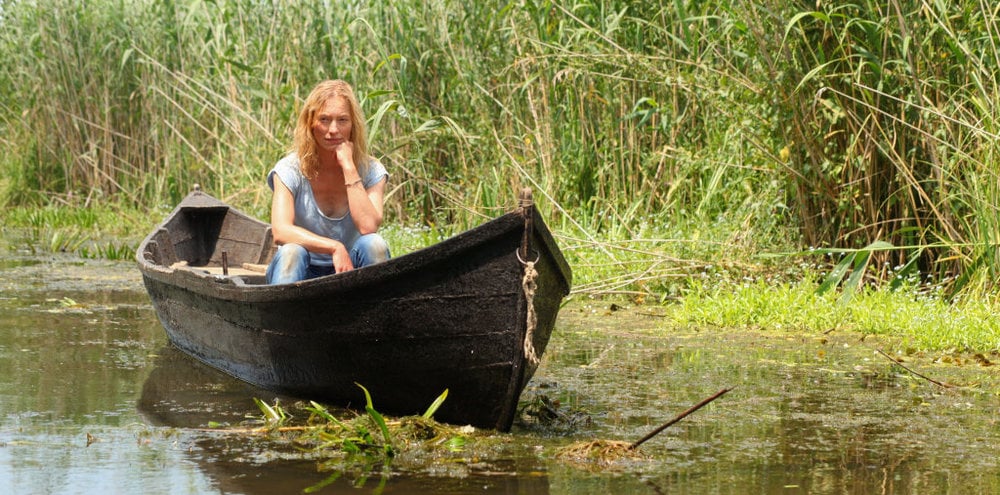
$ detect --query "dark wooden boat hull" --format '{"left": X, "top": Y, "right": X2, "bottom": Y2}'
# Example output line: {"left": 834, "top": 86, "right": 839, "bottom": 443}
{"left": 136, "top": 189, "right": 571, "bottom": 431}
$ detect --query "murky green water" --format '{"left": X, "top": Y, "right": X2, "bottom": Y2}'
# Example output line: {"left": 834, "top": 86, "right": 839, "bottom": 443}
{"left": 3, "top": 243, "right": 1000, "bottom": 494}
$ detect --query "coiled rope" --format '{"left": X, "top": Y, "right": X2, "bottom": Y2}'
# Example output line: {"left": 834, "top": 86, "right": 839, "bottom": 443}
{"left": 518, "top": 250, "right": 540, "bottom": 365}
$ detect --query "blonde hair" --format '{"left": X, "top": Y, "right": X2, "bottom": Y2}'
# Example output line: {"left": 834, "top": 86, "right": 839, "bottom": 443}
{"left": 293, "top": 80, "right": 370, "bottom": 180}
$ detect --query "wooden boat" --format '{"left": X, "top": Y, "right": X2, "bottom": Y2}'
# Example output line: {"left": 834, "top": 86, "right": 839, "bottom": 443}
{"left": 136, "top": 187, "right": 572, "bottom": 431}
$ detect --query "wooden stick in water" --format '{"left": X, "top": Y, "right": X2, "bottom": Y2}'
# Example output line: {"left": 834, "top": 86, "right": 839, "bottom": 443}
{"left": 875, "top": 348, "right": 952, "bottom": 388}
{"left": 629, "top": 387, "right": 732, "bottom": 450}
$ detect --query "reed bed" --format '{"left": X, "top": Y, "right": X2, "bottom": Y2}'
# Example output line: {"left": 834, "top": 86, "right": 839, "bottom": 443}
{"left": 1, "top": 0, "right": 998, "bottom": 299}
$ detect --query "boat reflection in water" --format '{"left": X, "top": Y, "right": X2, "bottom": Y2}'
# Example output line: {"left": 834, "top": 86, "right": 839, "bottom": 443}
{"left": 137, "top": 347, "right": 552, "bottom": 495}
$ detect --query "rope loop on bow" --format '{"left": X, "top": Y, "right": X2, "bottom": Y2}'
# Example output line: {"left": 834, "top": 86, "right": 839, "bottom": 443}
{"left": 518, "top": 250, "right": 540, "bottom": 365}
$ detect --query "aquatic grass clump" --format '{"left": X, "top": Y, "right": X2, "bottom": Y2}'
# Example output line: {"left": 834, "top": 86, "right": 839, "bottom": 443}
{"left": 4, "top": 225, "right": 139, "bottom": 261}
{"left": 237, "top": 386, "right": 468, "bottom": 467}
{"left": 2, "top": 202, "right": 149, "bottom": 259}
{"left": 2, "top": 226, "right": 137, "bottom": 260}
{"left": 78, "top": 241, "right": 136, "bottom": 261}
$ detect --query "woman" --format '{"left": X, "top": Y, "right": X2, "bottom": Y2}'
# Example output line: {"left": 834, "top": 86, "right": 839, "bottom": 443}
{"left": 265, "top": 80, "right": 390, "bottom": 284}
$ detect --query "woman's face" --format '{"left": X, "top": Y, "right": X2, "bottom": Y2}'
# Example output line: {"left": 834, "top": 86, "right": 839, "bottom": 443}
{"left": 311, "top": 96, "right": 353, "bottom": 151}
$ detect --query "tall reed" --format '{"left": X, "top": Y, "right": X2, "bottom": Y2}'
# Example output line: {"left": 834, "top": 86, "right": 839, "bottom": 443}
{"left": 743, "top": 0, "right": 1000, "bottom": 295}
{"left": 1, "top": 0, "right": 998, "bottom": 297}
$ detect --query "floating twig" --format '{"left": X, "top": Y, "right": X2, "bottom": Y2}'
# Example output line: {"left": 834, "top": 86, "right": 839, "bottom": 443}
{"left": 875, "top": 348, "right": 953, "bottom": 389}
{"left": 636, "top": 311, "right": 668, "bottom": 318}
{"left": 629, "top": 387, "right": 732, "bottom": 450}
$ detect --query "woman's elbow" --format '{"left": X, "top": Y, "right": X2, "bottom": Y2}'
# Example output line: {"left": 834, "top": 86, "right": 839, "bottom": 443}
{"left": 357, "top": 216, "right": 383, "bottom": 235}
{"left": 270, "top": 224, "right": 295, "bottom": 245}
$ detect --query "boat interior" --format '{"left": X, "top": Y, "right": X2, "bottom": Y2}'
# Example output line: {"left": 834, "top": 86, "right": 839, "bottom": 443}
{"left": 141, "top": 204, "right": 274, "bottom": 286}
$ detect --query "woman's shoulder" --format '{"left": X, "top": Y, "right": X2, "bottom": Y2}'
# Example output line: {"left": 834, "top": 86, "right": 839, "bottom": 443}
{"left": 268, "top": 153, "right": 305, "bottom": 190}
{"left": 275, "top": 153, "right": 302, "bottom": 172}
{"left": 363, "top": 156, "right": 388, "bottom": 184}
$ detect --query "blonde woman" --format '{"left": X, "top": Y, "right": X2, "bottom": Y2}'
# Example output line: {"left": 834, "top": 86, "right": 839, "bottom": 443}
{"left": 265, "top": 80, "right": 390, "bottom": 284}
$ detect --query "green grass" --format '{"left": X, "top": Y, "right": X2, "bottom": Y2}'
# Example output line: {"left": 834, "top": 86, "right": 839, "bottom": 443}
{"left": 673, "top": 277, "right": 1000, "bottom": 352}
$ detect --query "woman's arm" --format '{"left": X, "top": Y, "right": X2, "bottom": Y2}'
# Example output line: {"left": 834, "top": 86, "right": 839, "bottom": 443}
{"left": 337, "top": 142, "right": 385, "bottom": 234}
{"left": 344, "top": 175, "right": 386, "bottom": 234}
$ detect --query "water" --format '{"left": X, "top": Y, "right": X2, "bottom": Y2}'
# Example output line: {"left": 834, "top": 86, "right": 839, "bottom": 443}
{"left": 3, "top": 247, "right": 1000, "bottom": 494}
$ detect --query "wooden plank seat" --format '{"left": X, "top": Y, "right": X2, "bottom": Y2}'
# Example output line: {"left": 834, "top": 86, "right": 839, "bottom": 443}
{"left": 170, "top": 261, "right": 268, "bottom": 285}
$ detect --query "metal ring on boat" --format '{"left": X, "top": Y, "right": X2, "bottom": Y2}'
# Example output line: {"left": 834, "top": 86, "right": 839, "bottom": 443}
{"left": 516, "top": 248, "right": 540, "bottom": 265}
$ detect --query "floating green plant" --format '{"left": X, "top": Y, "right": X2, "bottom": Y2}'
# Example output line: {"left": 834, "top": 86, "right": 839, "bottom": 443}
{"left": 357, "top": 383, "right": 394, "bottom": 458}
{"left": 231, "top": 386, "right": 463, "bottom": 466}
{"left": 252, "top": 397, "right": 290, "bottom": 428}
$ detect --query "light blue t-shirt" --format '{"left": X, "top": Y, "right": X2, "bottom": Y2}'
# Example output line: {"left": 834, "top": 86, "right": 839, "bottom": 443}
{"left": 266, "top": 153, "right": 388, "bottom": 266}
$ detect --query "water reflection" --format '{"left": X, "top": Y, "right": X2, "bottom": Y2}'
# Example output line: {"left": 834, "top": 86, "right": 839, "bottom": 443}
{"left": 138, "top": 347, "right": 266, "bottom": 429}
{"left": 0, "top": 253, "right": 215, "bottom": 494}
{"left": 4, "top": 246, "right": 1000, "bottom": 494}
{"left": 535, "top": 306, "right": 1000, "bottom": 494}
{"left": 138, "top": 347, "right": 552, "bottom": 494}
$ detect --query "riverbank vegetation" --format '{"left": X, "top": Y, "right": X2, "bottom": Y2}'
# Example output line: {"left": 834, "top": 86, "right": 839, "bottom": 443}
{"left": 2, "top": 1, "right": 999, "bottom": 347}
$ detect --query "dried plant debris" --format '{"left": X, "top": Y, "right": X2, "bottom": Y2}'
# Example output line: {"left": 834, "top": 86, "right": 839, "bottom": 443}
{"left": 556, "top": 440, "right": 646, "bottom": 467}
{"left": 555, "top": 388, "right": 732, "bottom": 468}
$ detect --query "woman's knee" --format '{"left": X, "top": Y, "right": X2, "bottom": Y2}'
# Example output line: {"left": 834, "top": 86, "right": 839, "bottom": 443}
{"left": 352, "top": 234, "right": 391, "bottom": 267}
{"left": 267, "top": 243, "right": 310, "bottom": 284}
{"left": 275, "top": 243, "right": 309, "bottom": 265}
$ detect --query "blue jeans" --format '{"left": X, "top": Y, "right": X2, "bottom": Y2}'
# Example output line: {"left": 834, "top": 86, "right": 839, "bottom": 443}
{"left": 265, "top": 234, "right": 391, "bottom": 284}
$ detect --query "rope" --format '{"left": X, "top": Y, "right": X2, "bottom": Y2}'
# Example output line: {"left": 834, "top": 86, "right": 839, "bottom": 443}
{"left": 521, "top": 257, "right": 540, "bottom": 365}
